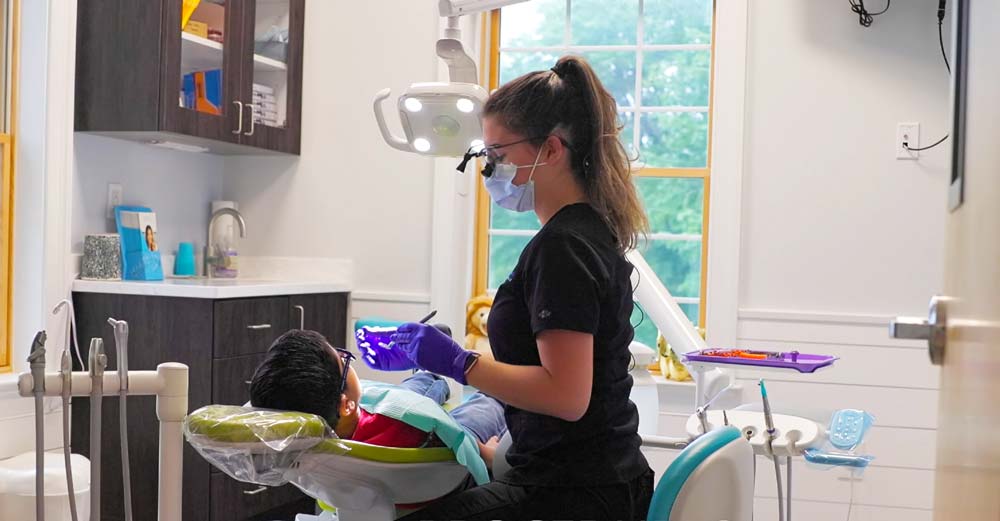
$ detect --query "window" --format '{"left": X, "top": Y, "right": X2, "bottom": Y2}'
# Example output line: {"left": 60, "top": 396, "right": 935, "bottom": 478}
{"left": 0, "top": 0, "right": 16, "bottom": 373}
{"left": 473, "top": 0, "right": 714, "bottom": 346}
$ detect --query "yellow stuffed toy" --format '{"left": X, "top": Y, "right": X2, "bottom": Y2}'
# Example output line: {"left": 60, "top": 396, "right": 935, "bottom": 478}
{"left": 464, "top": 294, "right": 494, "bottom": 359}
{"left": 656, "top": 331, "right": 694, "bottom": 382}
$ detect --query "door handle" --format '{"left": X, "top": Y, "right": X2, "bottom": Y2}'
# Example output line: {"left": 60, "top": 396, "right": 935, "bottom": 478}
{"left": 890, "top": 295, "right": 950, "bottom": 365}
{"left": 244, "top": 103, "right": 257, "bottom": 136}
{"left": 232, "top": 101, "right": 244, "bottom": 134}
{"left": 294, "top": 305, "right": 305, "bottom": 329}
{"left": 243, "top": 486, "right": 268, "bottom": 496}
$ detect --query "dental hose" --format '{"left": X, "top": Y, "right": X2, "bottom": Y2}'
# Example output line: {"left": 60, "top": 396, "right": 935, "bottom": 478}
{"left": 759, "top": 379, "right": 785, "bottom": 521}
{"left": 54, "top": 300, "right": 81, "bottom": 521}
{"left": 109, "top": 318, "right": 134, "bottom": 521}
{"left": 28, "top": 331, "right": 48, "bottom": 521}
{"left": 61, "top": 349, "right": 79, "bottom": 521}
{"left": 88, "top": 338, "right": 107, "bottom": 521}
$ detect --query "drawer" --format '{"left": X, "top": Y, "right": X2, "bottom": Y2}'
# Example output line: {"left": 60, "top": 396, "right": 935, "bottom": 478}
{"left": 213, "top": 354, "right": 265, "bottom": 406}
{"left": 214, "top": 297, "right": 290, "bottom": 358}
{"left": 209, "top": 472, "right": 313, "bottom": 521}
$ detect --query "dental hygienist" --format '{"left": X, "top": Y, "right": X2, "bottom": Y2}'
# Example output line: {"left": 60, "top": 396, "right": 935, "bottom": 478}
{"left": 392, "top": 55, "right": 654, "bottom": 520}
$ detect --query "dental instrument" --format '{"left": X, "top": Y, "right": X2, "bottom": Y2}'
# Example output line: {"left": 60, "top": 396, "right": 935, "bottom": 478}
{"left": 17, "top": 348, "right": 189, "bottom": 521}
{"left": 760, "top": 379, "right": 784, "bottom": 521}
{"left": 53, "top": 300, "right": 82, "bottom": 521}
{"left": 88, "top": 337, "right": 107, "bottom": 521}
{"left": 27, "top": 331, "right": 48, "bottom": 521}
{"left": 108, "top": 318, "right": 135, "bottom": 521}
{"left": 419, "top": 309, "right": 438, "bottom": 324}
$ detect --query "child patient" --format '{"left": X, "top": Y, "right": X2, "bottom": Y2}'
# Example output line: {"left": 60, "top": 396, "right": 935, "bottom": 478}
{"left": 249, "top": 329, "right": 506, "bottom": 466}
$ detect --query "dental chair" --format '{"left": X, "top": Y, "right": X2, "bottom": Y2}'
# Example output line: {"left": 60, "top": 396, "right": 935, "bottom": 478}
{"left": 184, "top": 406, "right": 473, "bottom": 521}
{"left": 647, "top": 426, "right": 754, "bottom": 521}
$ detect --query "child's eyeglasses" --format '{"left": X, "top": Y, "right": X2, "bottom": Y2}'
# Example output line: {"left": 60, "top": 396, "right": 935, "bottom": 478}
{"left": 334, "top": 348, "right": 355, "bottom": 398}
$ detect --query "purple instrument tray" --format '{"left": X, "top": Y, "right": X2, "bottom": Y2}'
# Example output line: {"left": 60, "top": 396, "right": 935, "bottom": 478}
{"left": 683, "top": 349, "right": 839, "bottom": 373}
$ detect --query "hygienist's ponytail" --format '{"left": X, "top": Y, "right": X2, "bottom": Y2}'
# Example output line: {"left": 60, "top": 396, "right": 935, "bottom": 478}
{"left": 483, "top": 55, "right": 649, "bottom": 252}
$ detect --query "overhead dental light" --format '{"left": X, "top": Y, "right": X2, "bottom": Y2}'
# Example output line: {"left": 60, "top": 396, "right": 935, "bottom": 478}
{"left": 373, "top": 0, "right": 529, "bottom": 157}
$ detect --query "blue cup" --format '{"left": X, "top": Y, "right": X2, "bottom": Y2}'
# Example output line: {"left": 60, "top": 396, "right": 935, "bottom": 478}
{"left": 174, "top": 242, "right": 196, "bottom": 276}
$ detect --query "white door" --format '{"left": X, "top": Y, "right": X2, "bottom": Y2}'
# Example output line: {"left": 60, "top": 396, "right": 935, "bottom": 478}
{"left": 893, "top": 0, "right": 1000, "bottom": 519}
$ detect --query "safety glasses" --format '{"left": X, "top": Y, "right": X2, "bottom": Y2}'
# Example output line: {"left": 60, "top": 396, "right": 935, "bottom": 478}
{"left": 334, "top": 347, "right": 355, "bottom": 398}
{"left": 457, "top": 135, "right": 568, "bottom": 177}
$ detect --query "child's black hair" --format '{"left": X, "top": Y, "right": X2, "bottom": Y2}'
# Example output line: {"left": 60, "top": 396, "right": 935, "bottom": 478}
{"left": 249, "top": 329, "right": 343, "bottom": 425}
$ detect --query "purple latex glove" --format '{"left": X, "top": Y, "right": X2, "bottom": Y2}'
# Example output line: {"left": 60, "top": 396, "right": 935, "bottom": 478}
{"left": 355, "top": 327, "right": 418, "bottom": 371}
{"left": 392, "top": 322, "right": 475, "bottom": 384}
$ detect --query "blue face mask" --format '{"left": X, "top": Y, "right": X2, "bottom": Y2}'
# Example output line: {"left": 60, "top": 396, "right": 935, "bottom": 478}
{"left": 483, "top": 147, "right": 546, "bottom": 213}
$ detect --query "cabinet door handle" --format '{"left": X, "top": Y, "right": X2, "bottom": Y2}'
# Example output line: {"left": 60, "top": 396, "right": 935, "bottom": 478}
{"left": 244, "top": 103, "right": 257, "bottom": 136}
{"left": 243, "top": 486, "right": 268, "bottom": 496}
{"left": 294, "top": 305, "right": 305, "bottom": 329}
{"left": 244, "top": 380, "right": 252, "bottom": 385}
{"left": 232, "top": 101, "right": 244, "bottom": 134}
{"left": 246, "top": 324, "right": 272, "bottom": 330}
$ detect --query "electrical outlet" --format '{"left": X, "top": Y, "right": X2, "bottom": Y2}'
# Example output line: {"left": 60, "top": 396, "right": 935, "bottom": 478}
{"left": 107, "top": 183, "right": 123, "bottom": 219}
{"left": 896, "top": 123, "right": 920, "bottom": 160}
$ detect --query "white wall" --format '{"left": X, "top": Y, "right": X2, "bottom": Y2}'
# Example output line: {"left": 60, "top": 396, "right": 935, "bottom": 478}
{"left": 222, "top": 0, "right": 440, "bottom": 300}
{"left": 71, "top": 134, "right": 225, "bottom": 256}
{"left": 739, "top": 0, "right": 950, "bottom": 316}
{"left": 730, "top": 1, "right": 949, "bottom": 519}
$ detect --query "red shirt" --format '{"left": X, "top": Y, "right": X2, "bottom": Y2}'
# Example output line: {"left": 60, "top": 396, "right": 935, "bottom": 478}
{"left": 352, "top": 409, "right": 431, "bottom": 448}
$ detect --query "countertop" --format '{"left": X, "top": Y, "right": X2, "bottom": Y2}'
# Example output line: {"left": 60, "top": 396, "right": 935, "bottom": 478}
{"left": 73, "top": 277, "right": 351, "bottom": 299}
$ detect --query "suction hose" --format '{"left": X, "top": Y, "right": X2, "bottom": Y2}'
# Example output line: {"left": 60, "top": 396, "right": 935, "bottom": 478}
{"left": 54, "top": 300, "right": 81, "bottom": 521}
{"left": 108, "top": 318, "right": 134, "bottom": 521}
{"left": 27, "top": 331, "right": 47, "bottom": 521}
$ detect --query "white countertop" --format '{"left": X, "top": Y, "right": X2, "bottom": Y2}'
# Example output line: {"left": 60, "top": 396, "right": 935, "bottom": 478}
{"left": 73, "top": 278, "right": 351, "bottom": 299}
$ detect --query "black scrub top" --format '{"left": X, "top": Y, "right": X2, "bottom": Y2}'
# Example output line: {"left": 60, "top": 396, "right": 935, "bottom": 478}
{"left": 488, "top": 202, "right": 650, "bottom": 487}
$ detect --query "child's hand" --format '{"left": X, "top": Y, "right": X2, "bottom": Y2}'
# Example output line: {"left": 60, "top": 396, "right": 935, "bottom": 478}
{"left": 477, "top": 436, "right": 501, "bottom": 468}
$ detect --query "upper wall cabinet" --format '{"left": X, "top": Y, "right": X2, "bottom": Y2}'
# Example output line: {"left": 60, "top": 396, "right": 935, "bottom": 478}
{"left": 75, "top": 0, "right": 305, "bottom": 155}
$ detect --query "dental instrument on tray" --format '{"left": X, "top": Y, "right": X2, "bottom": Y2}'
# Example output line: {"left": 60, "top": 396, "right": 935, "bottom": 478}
{"left": 684, "top": 348, "right": 838, "bottom": 373}
{"left": 28, "top": 331, "right": 48, "bottom": 521}
{"left": 109, "top": 318, "right": 135, "bottom": 521}
{"left": 53, "top": 300, "right": 82, "bottom": 521}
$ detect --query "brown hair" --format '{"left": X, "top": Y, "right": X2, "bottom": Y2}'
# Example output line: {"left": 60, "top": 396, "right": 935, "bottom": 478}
{"left": 483, "top": 55, "right": 649, "bottom": 252}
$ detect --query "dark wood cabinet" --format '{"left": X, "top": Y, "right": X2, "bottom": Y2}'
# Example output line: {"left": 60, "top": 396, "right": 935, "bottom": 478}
{"left": 71, "top": 291, "right": 349, "bottom": 521}
{"left": 75, "top": 0, "right": 305, "bottom": 155}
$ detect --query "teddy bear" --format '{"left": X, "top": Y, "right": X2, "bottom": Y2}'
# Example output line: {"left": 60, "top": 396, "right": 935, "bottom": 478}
{"left": 464, "top": 293, "right": 494, "bottom": 357}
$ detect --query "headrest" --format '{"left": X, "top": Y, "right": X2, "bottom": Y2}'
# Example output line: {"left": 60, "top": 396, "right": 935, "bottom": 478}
{"left": 184, "top": 405, "right": 457, "bottom": 487}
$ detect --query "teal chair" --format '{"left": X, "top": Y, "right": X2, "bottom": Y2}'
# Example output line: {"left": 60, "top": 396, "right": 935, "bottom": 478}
{"left": 647, "top": 426, "right": 754, "bottom": 521}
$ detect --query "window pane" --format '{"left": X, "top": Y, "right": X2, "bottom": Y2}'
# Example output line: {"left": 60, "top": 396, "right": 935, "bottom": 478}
{"left": 641, "top": 50, "right": 711, "bottom": 107}
{"left": 644, "top": 0, "right": 713, "bottom": 45}
{"left": 490, "top": 201, "right": 542, "bottom": 231}
{"left": 637, "top": 239, "right": 701, "bottom": 298}
{"left": 579, "top": 51, "right": 636, "bottom": 109}
{"left": 635, "top": 177, "right": 704, "bottom": 235}
{"left": 638, "top": 111, "right": 709, "bottom": 168}
{"left": 489, "top": 234, "right": 534, "bottom": 289}
{"left": 500, "top": 0, "right": 566, "bottom": 48}
{"left": 570, "top": 0, "right": 638, "bottom": 45}
{"left": 499, "top": 51, "right": 562, "bottom": 85}
{"left": 631, "top": 302, "right": 699, "bottom": 349}
{"left": 620, "top": 110, "right": 637, "bottom": 158}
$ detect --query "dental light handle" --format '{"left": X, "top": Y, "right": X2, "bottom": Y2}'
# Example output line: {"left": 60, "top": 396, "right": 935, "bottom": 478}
{"left": 28, "top": 331, "right": 47, "bottom": 521}
{"left": 109, "top": 318, "right": 134, "bottom": 521}
{"left": 373, "top": 88, "right": 411, "bottom": 152}
{"left": 89, "top": 337, "right": 107, "bottom": 521}
{"left": 61, "top": 349, "right": 80, "bottom": 521}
